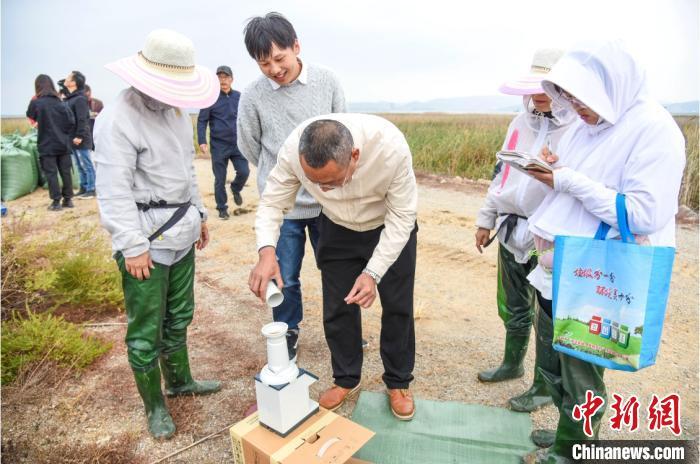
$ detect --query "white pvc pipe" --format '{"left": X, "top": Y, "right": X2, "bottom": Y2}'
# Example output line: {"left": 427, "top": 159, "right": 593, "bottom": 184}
{"left": 261, "top": 321, "right": 289, "bottom": 374}
{"left": 266, "top": 281, "right": 284, "bottom": 307}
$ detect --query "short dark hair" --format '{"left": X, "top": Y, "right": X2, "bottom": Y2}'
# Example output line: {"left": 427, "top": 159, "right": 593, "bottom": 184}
{"left": 84, "top": 84, "right": 91, "bottom": 93}
{"left": 71, "top": 71, "right": 86, "bottom": 90}
{"left": 299, "top": 120, "right": 354, "bottom": 169}
{"left": 243, "top": 12, "right": 297, "bottom": 60}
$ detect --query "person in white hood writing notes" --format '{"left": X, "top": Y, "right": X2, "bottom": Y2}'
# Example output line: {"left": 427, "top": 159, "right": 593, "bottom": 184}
{"left": 521, "top": 41, "right": 685, "bottom": 463}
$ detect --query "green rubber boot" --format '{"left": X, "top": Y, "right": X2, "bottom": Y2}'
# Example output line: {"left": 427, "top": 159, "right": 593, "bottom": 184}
{"left": 478, "top": 333, "right": 528, "bottom": 382}
{"left": 549, "top": 355, "right": 606, "bottom": 460}
{"left": 133, "top": 366, "right": 176, "bottom": 439}
{"left": 160, "top": 347, "right": 221, "bottom": 397}
{"left": 509, "top": 370, "right": 553, "bottom": 412}
{"left": 529, "top": 300, "right": 606, "bottom": 462}
{"left": 527, "top": 305, "right": 566, "bottom": 460}
{"left": 530, "top": 429, "right": 556, "bottom": 448}
{"left": 510, "top": 305, "right": 556, "bottom": 411}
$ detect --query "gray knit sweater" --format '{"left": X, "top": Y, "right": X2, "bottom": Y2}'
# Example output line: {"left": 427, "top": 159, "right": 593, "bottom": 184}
{"left": 237, "top": 63, "right": 346, "bottom": 219}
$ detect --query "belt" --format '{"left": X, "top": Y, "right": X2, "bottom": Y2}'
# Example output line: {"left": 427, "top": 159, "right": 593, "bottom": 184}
{"left": 136, "top": 200, "right": 193, "bottom": 242}
{"left": 484, "top": 213, "right": 527, "bottom": 248}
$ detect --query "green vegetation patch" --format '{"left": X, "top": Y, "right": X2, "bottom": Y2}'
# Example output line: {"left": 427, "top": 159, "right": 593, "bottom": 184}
{"left": 26, "top": 244, "right": 123, "bottom": 311}
{"left": 1, "top": 311, "right": 112, "bottom": 384}
{"left": 1, "top": 219, "right": 119, "bottom": 385}
{"left": 2, "top": 220, "right": 123, "bottom": 316}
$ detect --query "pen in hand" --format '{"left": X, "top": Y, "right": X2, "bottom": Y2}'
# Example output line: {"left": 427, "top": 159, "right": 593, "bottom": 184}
{"left": 542, "top": 136, "right": 557, "bottom": 164}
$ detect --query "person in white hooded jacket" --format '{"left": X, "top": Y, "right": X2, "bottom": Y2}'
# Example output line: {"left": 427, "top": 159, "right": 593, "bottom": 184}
{"left": 474, "top": 49, "right": 575, "bottom": 415}
{"left": 521, "top": 41, "right": 685, "bottom": 463}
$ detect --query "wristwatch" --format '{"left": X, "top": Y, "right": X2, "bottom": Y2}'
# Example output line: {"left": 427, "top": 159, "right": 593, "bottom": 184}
{"left": 362, "top": 268, "right": 381, "bottom": 285}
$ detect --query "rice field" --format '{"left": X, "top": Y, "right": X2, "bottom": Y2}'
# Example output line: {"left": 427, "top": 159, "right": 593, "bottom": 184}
{"left": 382, "top": 113, "right": 511, "bottom": 180}
{"left": 381, "top": 113, "right": 699, "bottom": 211}
{"left": 3, "top": 114, "right": 698, "bottom": 209}
{"left": 677, "top": 115, "right": 699, "bottom": 209}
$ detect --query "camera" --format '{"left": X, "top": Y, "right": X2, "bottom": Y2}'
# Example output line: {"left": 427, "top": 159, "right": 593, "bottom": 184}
{"left": 57, "top": 79, "right": 69, "bottom": 96}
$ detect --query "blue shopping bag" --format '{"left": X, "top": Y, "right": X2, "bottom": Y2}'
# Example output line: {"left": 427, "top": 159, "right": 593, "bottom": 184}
{"left": 551, "top": 194, "right": 675, "bottom": 371}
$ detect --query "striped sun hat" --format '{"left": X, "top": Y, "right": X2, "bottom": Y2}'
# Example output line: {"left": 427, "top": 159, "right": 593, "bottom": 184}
{"left": 498, "top": 48, "right": 565, "bottom": 96}
{"left": 105, "top": 29, "right": 219, "bottom": 109}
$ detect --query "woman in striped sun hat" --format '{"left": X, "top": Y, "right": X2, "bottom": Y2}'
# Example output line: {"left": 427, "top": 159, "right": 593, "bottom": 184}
{"left": 95, "top": 29, "right": 220, "bottom": 440}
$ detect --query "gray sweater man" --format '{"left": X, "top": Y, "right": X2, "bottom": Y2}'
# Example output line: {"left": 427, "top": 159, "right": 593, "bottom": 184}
{"left": 237, "top": 62, "right": 346, "bottom": 219}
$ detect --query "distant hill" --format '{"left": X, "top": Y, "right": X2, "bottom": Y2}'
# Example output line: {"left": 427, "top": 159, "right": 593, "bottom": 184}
{"left": 349, "top": 96, "right": 700, "bottom": 115}
{"left": 348, "top": 95, "right": 521, "bottom": 114}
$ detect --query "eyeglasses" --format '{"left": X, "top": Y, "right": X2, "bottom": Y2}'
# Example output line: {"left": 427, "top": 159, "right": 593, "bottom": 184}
{"left": 557, "top": 87, "right": 588, "bottom": 108}
{"left": 313, "top": 159, "right": 355, "bottom": 190}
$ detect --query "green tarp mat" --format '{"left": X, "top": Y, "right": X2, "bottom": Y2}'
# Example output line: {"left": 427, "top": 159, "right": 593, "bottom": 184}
{"left": 350, "top": 391, "right": 536, "bottom": 463}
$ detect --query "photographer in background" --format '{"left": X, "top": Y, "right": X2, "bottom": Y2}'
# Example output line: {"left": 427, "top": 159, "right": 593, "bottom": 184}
{"left": 63, "top": 71, "right": 96, "bottom": 198}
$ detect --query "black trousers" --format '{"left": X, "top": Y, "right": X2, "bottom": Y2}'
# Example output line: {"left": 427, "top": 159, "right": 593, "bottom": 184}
{"left": 40, "top": 154, "right": 73, "bottom": 201}
{"left": 316, "top": 213, "right": 417, "bottom": 389}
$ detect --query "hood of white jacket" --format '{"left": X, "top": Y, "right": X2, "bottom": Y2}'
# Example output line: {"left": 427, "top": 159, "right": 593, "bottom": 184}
{"left": 541, "top": 40, "right": 648, "bottom": 125}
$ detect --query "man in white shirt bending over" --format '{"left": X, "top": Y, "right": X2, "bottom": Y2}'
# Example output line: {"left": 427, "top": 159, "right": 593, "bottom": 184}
{"left": 249, "top": 114, "right": 418, "bottom": 421}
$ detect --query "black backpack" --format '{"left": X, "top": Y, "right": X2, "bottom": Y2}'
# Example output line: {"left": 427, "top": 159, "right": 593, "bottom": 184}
{"left": 57, "top": 100, "right": 76, "bottom": 152}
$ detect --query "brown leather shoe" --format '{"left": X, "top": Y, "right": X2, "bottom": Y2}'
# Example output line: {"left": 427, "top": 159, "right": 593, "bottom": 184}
{"left": 388, "top": 388, "right": 415, "bottom": 420}
{"left": 318, "top": 384, "right": 360, "bottom": 411}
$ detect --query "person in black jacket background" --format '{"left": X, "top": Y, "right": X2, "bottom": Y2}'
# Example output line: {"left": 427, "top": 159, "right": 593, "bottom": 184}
{"left": 64, "top": 70, "right": 96, "bottom": 198}
{"left": 197, "top": 65, "right": 249, "bottom": 219}
{"left": 26, "top": 74, "right": 75, "bottom": 211}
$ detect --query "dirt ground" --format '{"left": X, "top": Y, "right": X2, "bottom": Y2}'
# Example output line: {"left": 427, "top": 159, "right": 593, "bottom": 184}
{"left": 2, "top": 160, "right": 698, "bottom": 463}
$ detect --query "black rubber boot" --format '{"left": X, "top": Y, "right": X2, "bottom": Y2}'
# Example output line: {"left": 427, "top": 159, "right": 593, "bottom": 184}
{"left": 133, "top": 366, "right": 176, "bottom": 439}
{"left": 160, "top": 347, "right": 221, "bottom": 397}
{"left": 478, "top": 333, "right": 528, "bottom": 382}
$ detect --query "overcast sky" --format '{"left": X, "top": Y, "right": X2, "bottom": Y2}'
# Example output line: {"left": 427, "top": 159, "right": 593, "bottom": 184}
{"left": 2, "top": 0, "right": 698, "bottom": 115}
